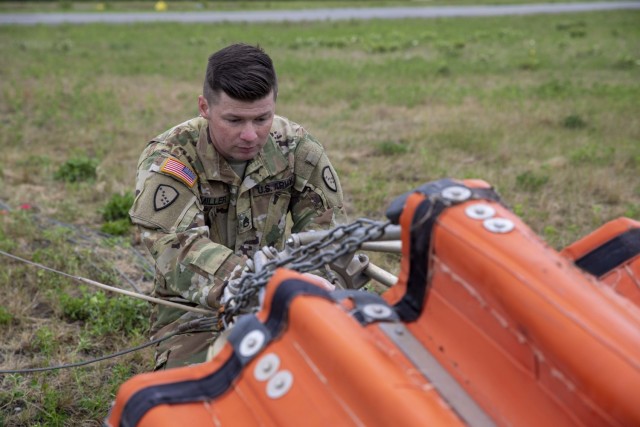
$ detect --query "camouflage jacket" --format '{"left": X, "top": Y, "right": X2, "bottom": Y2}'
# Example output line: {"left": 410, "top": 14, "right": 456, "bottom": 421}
{"left": 130, "top": 116, "right": 346, "bottom": 338}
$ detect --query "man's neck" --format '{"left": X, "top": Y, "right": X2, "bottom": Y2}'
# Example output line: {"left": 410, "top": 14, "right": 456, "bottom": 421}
{"left": 227, "top": 157, "right": 248, "bottom": 179}
{"left": 205, "top": 124, "right": 249, "bottom": 178}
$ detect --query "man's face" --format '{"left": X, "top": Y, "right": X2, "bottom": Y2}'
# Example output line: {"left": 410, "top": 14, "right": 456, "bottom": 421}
{"left": 198, "top": 91, "right": 275, "bottom": 162}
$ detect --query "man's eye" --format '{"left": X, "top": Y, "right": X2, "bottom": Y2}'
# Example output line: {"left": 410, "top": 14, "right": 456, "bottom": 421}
{"left": 227, "top": 118, "right": 241, "bottom": 124}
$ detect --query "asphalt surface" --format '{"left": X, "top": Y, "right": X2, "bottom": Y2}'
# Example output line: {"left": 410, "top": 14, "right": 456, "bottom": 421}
{"left": 1, "top": 1, "right": 639, "bottom": 25}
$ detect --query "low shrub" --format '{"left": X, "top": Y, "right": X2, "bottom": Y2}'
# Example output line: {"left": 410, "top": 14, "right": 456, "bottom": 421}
{"left": 54, "top": 156, "right": 98, "bottom": 183}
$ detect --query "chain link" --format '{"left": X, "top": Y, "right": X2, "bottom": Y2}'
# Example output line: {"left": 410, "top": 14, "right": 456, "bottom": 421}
{"left": 220, "top": 218, "right": 391, "bottom": 326}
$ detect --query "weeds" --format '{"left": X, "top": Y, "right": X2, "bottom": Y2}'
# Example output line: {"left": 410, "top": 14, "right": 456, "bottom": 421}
{"left": 569, "top": 145, "right": 615, "bottom": 165}
{"left": 625, "top": 204, "right": 640, "bottom": 219}
{"left": 54, "top": 156, "right": 99, "bottom": 183}
{"left": 0, "top": 225, "right": 17, "bottom": 253}
{"left": 436, "top": 62, "right": 452, "bottom": 76}
{"left": 515, "top": 170, "right": 550, "bottom": 192}
{"left": 33, "top": 327, "right": 58, "bottom": 358}
{"left": 60, "top": 288, "right": 149, "bottom": 337}
{"left": 101, "top": 193, "right": 135, "bottom": 220}
{"left": 562, "top": 114, "right": 588, "bottom": 129}
{"left": 0, "top": 305, "right": 12, "bottom": 325}
{"left": 613, "top": 55, "right": 639, "bottom": 70}
{"left": 101, "top": 219, "right": 132, "bottom": 236}
{"left": 375, "top": 141, "right": 410, "bottom": 156}
{"left": 32, "top": 228, "right": 81, "bottom": 278}
{"left": 519, "top": 39, "right": 540, "bottom": 70}
{"left": 100, "top": 192, "right": 134, "bottom": 236}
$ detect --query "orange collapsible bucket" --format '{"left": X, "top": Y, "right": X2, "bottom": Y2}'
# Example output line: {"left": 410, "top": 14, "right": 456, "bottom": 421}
{"left": 106, "top": 268, "right": 469, "bottom": 427}
{"left": 107, "top": 178, "right": 640, "bottom": 427}
{"left": 383, "top": 179, "right": 640, "bottom": 427}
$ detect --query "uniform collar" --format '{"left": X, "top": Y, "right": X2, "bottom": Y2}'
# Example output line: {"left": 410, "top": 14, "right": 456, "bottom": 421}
{"left": 196, "top": 119, "right": 290, "bottom": 188}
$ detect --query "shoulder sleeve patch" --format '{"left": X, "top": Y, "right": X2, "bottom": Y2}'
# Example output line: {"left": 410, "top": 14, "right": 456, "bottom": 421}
{"left": 130, "top": 174, "right": 198, "bottom": 232}
{"left": 160, "top": 158, "right": 197, "bottom": 188}
{"left": 322, "top": 166, "right": 338, "bottom": 192}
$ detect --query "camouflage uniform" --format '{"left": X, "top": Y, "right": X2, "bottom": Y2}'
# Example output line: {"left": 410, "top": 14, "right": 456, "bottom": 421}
{"left": 129, "top": 116, "right": 346, "bottom": 370}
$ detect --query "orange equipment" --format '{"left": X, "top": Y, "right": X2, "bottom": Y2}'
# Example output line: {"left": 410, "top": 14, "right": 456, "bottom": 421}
{"left": 561, "top": 217, "right": 640, "bottom": 308}
{"left": 106, "top": 179, "right": 640, "bottom": 427}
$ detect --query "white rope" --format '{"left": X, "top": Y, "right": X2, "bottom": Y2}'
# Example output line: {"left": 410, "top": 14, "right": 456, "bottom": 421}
{"left": 0, "top": 249, "right": 214, "bottom": 315}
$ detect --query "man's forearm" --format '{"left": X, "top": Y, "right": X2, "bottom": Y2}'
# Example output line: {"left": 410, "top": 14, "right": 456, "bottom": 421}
{"left": 141, "top": 225, "right": 245, "bottom": 309}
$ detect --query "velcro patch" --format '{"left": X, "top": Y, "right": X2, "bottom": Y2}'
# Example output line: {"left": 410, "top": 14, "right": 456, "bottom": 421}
{"left": 154, "top": 185, "right": 179, "bottom": 211}
{"left": 161, "top": 158, "right": 197, "bottom": 188}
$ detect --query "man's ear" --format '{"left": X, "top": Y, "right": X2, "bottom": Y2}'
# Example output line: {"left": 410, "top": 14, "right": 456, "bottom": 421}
{"left": 198, "top": 95, "right": 209, "bottom": 118}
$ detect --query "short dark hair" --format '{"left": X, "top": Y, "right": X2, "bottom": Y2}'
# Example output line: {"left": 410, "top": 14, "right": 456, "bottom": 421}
{"left": 203, "top": 43, "right": 278, "bottom": 104}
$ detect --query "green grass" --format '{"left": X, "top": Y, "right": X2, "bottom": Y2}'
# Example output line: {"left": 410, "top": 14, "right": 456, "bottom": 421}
{"left": 1, "top": 8, "right": 639, "bottom": 425}
{"left": 0, "top": 212, "right": 153, "bottom": 425}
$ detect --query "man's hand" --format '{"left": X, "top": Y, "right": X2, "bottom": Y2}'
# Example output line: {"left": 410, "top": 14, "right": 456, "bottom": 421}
{"left": 221, "top": 247, "right": 336, "bottom": 308}
{"left": 220, "top": 260, "right": 250, "bottom": 305}
{"left": 253, "top": 246, "right": 335, "bottom": 291}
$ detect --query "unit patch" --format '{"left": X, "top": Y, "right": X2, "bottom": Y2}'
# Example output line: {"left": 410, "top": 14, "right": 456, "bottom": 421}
{"left": 255, "top": 176, "right": 295, "bottom": 196}
{"left": 154, "top": 185, "right": 179, "bottom": 211}
{"left": 322, "top": 166, "right": 337, "bottom": 192}
{"left": 160, "top": 158, "right": 197, "bottom": 188}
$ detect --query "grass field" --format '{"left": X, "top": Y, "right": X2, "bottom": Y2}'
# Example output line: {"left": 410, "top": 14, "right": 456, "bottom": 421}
{"left": 1, "top": 7, "right": 639, "bottom": 426}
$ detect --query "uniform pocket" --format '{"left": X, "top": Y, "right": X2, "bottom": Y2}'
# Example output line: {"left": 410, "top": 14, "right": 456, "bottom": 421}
{"left": 256, "top": 192, "right": 291, "bottom": 248}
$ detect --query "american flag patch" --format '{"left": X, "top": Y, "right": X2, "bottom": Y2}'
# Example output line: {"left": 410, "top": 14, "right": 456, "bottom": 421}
{"left": 160, "top": 158, "right": 197, "bottom": 187}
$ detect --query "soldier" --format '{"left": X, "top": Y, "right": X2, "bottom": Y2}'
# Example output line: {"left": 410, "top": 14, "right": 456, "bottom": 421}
{"left": 129, "top": 43, "right": 347, "bottom": 370}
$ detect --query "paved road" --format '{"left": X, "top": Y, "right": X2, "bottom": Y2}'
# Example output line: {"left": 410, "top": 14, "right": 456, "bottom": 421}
{"left": 1, "top": 1, "right": 638, "bottom": 25}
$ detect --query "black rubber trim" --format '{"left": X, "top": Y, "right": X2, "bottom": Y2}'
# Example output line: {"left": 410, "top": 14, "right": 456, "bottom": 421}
{"left": 118, "top": 352, "right": 242, "bottom": 427}
{"left": 393, "top": 197, "right": 446, "bottom": 321}
{"left": 385, "top": 178, "right": 502, "bottom": 224}
{"left": 264, "top": 278, "right": 332, "bottom": 334}
{"left": 118, "top": 279, "right": 331, "bottom": 427}
{"left": 575, "top": 228, "right": 640, "bottom": 277}
{"left": 388, "top": 180, "right": 502, "bottom": 321}
{"left": 386, "top": 178, "right": 459, "bottom": 224}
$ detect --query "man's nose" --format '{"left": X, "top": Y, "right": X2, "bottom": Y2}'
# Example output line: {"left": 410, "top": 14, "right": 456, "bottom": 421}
{"left": 240, "top": 123, "right": 258, "bottom": 142}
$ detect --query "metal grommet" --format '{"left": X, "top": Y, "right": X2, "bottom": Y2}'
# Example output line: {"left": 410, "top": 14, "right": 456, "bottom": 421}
{"left": 254, "top": 353, "right": 280, "bottom": 382}
{"left": 266, "top": 370, "right": 293, "bottom": 399}
{"left": 483, "top": 218, "right": 515, "bottom": 234}
{"left": 362, "top": 303, "right": 393, "bottom": 319}
{"left": 465, "top": 203, "right": 496, "bottom": 220}
{"left": 441, "top": 186, "right": 472, "bottom": 202}
{"left": 239, "top": 330, "right": 266, "bottom": 358}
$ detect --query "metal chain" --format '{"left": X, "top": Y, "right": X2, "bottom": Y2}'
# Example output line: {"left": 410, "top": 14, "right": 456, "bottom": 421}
{"left": 220, "top": 218, "right": 391, "bottom": 326}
